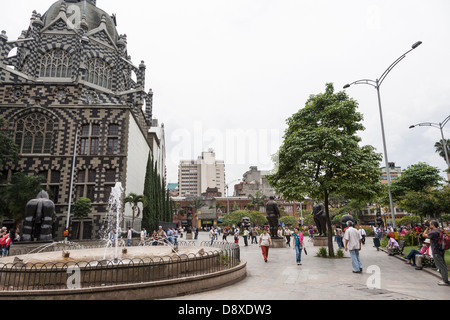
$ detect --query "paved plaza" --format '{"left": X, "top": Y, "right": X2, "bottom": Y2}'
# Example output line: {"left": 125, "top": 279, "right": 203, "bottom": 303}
{"left": 170, "top": 231, "right": 450, "bottom": 300}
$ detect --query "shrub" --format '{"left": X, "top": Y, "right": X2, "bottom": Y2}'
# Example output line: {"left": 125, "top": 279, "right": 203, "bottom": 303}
{"left": 316, "top": 247, "right": 328, "bottom": 258}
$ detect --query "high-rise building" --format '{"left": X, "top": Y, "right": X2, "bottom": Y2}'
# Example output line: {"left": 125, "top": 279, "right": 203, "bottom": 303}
{"left": 178, "top": 150, "right": 225, "bottom": 197}
{"left": 0, "top": 0, "right": 165, "bottom": 239}
{"left": 234, "top": 166, "right": 278, "bottom": 198}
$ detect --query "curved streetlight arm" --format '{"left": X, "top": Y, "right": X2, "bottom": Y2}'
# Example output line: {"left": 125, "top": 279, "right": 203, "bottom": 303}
{"left": 409, "top": 114, "right": 450, "bottom": 168}
{"left": 344, "top": 41, "right": 422, "bottom": 90}
{"left": 378, "top": 41, "right": 422, "bottom": 87}
{"left": 344, "top": 79, "right": 377, "bottom": 89}
{"left": 409, "top": 122, "right": 441, "bottom": 130}
{"left": 409, "top": 114, "right": 450, "bottom": 130}
{"left": 442, "top": 114, "right": 450, "bottom": 128}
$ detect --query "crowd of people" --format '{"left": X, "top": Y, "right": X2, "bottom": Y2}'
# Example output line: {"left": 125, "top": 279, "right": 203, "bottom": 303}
{"left": 0, "top": 227, "right": 20, "bottom": 257}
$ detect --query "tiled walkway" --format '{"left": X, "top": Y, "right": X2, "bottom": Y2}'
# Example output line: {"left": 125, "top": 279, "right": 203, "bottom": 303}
{"left": 170, "top": 232, "right": 450, "bottom": 300}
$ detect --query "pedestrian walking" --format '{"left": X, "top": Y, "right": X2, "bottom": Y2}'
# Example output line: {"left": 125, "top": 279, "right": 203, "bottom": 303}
{"left": 127, "top": 227, "right": 133, "bottom": 247}
{"left": 243, "top": 228, "right": 249, "bottom": 246}
{"left": 251, "top": 227, "right": 258, "bottom": 244}
{"left": 358, "top": 226, "right": 367, "bottom": 245}
{"left": 343, "top": 221, "right": 363, "bottom": 273}
{"left": 234, "top": 231, "right": 239, "bottom": 244}
{"left": 285, "top": 227, "right": 292, "bottom": 247}
{"left": 209, "top": 228, "right": 215, "bottom": 245}
{"left": 258, "top": 228, "right": 272, "bottom": 263}
{"left": 292, "top": 228, "right": 304, "bottom": 265}
{"left": 335, "top": 225, "right": 344, "bottom": 249}
{"left": 423, "top": 220, "right": 449, "bottom": 286}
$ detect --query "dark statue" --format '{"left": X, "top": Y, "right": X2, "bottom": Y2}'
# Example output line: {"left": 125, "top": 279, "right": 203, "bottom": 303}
{"left": 22, "top": 191, "right": 55, "bottom": 242}
{"left": 312, "top": 202, "right": 327, "bottom": 236}
{"left": 340, "top": 214, "right": 355, "bottom": 229}
{"left": 266, "top": 196, "right": 281, "bottom": 239}
{"left": 239, "top": 217, "right": 251, "bottom": 230}
{"left": 375, "top": 208, "right": 384, "bottom": 227}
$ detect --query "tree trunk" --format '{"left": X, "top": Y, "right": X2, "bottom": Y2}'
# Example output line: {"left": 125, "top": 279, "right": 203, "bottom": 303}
{"left": 324, "top": 190, "right": 334, "bottom": 257}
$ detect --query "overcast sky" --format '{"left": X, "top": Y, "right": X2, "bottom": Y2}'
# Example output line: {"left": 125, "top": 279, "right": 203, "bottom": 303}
{"left": 2, "top": 0, "right": 449, "bottom": 188}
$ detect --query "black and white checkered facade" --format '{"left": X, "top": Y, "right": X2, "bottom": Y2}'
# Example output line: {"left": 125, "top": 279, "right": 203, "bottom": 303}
{"left": 0, "top": 0, "right": 159, "bottom": 240}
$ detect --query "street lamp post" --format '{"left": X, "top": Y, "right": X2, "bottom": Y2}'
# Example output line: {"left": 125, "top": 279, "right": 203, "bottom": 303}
{"left": 343, "top": 41, "right": 422, "bottom": 228}
{"left": 409, "top": 114, "right": 450, "bottom": 169}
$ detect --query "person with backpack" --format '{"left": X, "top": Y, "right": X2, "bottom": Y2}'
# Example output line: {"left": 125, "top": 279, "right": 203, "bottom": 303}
{"left": 423, "top": 220, "right": 449, "bottom": 286}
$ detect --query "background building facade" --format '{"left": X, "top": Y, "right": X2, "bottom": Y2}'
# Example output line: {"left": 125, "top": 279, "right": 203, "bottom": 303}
{"left": 178, "top": 150, "right": 225, "bottom": 197}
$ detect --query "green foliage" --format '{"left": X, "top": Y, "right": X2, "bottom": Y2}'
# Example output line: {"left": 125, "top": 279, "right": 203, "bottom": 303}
{"left": 0, "top": 118, "right": 19, "bottom": 167}
{"left": 434, "top": 139, "right": 450, "bottom": 163}
{"left": 247, "top": 190, "right": 267, "bottom": 208}
{"left": 219, "top": 210, "right": 267, "bottom": 228}
{"left": 73, "top": 197, "right": 91, "bottom": 220}
{"left": 0, "top": 172, "right": 44, "bottom": 222}
{"left": 279, "top": 215, "right": 298, "bottom": 227}
{"left": 396, "top": 215, "right": 421, "bottom": 227}
{"left": 336, "top": 249, "right": 344, "bottom": 258}
{"left": 316, "top": 247, "right": 328, "bottom": 258}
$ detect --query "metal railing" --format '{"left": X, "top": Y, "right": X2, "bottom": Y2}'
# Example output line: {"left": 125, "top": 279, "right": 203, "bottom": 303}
{"left": 0, "top": 241, "right": 240, "bottom": 292}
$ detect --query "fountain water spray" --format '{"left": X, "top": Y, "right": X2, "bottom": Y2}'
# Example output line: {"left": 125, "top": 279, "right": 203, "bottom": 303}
{"left": 100, "top": 182, "right": 124, "bottom": 261}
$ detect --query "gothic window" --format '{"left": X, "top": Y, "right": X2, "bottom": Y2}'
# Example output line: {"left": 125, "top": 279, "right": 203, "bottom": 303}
{"left": 107, "top": 124, "right": 119, "bottom": 155}
{"left": 86, "top": 58, "right": 112, "bottom": 89}
{"left": 79, "top": 124, "right": 100, "bottom": 155}
{"left": 14, "top": 113, "right": 54, "bottom": 154}
{"left": 39, "top": 49, "right": 73, "bottom": 78}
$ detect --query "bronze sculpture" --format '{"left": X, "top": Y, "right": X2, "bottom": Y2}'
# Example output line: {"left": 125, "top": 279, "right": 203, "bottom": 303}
{"left": 266, "top": 196, "right": 281, "bottom": 238}
{"left": 22, "top": 191, "right": 55, "bottom": 241}
{"left": 312, "top": 202, "right": 327, "bottom": 236}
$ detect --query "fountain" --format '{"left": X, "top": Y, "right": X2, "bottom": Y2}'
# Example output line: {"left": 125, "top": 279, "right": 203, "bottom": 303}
{"left": 99, "top": 182, "right": 125, "bottom": 262}
{"left": 0, "top": 183, "right": 245, "bottom": 300}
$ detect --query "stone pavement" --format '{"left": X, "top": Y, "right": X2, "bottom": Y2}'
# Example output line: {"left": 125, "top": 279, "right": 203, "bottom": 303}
{"left": 170, "top": 232, "right": 450, "bottom": 300}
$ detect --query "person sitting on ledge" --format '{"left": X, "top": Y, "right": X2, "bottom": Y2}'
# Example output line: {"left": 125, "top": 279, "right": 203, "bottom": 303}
{"left": 386, "top": 235, "right": 399, "bottom": 255}
{"left": 405, "top": 238, "right": 431, "bottom": 267}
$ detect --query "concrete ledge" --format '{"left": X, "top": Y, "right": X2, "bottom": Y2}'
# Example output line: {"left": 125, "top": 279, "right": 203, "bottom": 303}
{"left": 0, "top": 260, "right": 247, "bottom": 300}
{"left": 270, "top": 238, "right": 286, "bottom": 248}
{"left": 312, "top": 236, "right": 328, "bottom": 247}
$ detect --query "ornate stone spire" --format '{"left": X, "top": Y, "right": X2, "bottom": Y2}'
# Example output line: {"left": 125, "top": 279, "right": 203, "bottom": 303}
{"left": 65, "top": 0, "right": 97, "bottom": 7}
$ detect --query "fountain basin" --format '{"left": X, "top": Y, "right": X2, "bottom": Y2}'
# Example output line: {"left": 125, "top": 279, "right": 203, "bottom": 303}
{"left": 0, "top": 243, "right": 245, "bottom": 299}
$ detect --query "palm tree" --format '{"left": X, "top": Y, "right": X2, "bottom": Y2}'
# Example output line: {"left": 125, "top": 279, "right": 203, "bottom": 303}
{"left": 124, "top": 193, "right": 144, "bottom": 228}
{"left": 248, "top": 190, "right": 267, "bottom": 211}
{"left": 435, "top": 139, "right": 450, "bottom": 162}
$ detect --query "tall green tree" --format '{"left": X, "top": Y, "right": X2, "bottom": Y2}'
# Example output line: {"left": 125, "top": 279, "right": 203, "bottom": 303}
{"left": 142, "top": 153, "right": 172, "bottom": 232}
{"left": 73, "top": 197, "right": 91, "bottom": 239}
{"left": 0, "top": 172, "right": 44, "bottom": 227}
{"left": 267, "top": 83, "right": 383, "bottom": 256}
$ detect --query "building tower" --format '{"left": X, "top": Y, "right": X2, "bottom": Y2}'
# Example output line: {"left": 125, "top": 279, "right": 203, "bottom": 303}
{"left": 0, "top": 0, "right": 165, "bottom": 239}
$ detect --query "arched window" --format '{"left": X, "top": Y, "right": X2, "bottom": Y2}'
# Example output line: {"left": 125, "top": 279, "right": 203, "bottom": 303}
{"left": 86, "top": 58, "right": 112, "bottom": 89}
{"left": 14, "top": 113, "right": 54, "bottom": 154}
{"left": 39, "top": 49, "right": 73, "bottom": 78}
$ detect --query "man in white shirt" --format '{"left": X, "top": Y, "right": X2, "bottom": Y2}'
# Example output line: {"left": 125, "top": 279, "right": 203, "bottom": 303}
{"left": 358, "top": 226, "right": 367, "bottom": 245}
{"left": 343, "top": 221, "right": 363, "bottom": 273}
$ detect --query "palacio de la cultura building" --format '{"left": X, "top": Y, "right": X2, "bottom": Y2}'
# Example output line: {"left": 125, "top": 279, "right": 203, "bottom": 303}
{"left": 0, "top": 0, "right": 166, "bottom": 240}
